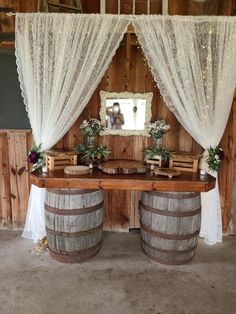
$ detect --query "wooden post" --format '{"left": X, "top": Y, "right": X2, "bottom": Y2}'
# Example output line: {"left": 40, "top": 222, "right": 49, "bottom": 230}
{"left": 148, "top": 0, "right": 151, "bottom": 14}
{"left": 100, "top": 0, "right": 106, "bottom": 14}
{"left": 162, "top": 0, "right": 168, "bottom": 15}
{"left": 118, "top": 0, "right": 120, "bottom": 14}
{"left": 132, "top": 0, "right": 135, "bottom": 14}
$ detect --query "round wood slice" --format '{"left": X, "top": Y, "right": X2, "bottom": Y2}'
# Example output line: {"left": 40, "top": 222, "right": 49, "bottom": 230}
{"left": 99, "top": 160, "right": 146, "bottom": 174}
{"left": 154, "top": 168, "right": 181, "bottom": 178}
{"left": 64, "top": 165, "right": 90, "bottom": 175}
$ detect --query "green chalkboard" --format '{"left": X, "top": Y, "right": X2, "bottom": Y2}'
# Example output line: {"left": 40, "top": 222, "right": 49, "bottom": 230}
{"left": 0, "top": 48, "right": 30, "bottom": 129}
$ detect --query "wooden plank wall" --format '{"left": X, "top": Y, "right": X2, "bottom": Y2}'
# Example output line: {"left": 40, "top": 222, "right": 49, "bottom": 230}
{"left": 0, "top": 130, "right": 32, "bottom": 230}
{"left": 0, "top": 0, "right": 235, "bottom": 233}
{"left": 219, "top": 94, "right": 236, "bottom": 232}
{"left": 55, "top": 0, "right": 236, "bottom": 232}
{"left": 0, "top": 0, "right": 38, "bottom": 48}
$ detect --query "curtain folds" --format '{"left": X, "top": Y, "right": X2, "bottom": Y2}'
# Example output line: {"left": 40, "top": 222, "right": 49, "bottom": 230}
{"left": 15, "top": 13, "right": 131, "bottom": 242}
{"left": 133, "top": 15, "right": 236, "bottom": 244}
{"left": 16, "top": 13, "right": 236, "bottom": 244}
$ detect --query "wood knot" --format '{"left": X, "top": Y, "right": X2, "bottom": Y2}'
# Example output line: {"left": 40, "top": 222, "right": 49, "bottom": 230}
{"left": 18, "top": 167, "right": 26, "bottom": 175}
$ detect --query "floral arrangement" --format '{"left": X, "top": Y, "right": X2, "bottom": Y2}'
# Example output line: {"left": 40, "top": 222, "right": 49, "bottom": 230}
{"left": 77, "top": 144, "right": 110, "bottom": 161}
{"left": 146, "top": 119, "right": 170, "bottom": 139}
{"left": 80, "top": 118, "right": 105, "bottom": 137}
{"left": 144, "top": 146, "right": 170, "bottom": 163}
{"left": 206, "top": 146, "right": 224, "bottom": 172}
{"left": 27, "top": 144, "right": 44, "bottom": 171}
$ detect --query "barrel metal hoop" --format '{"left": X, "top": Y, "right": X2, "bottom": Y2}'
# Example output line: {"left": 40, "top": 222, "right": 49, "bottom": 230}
{"left": 44, "top": 200, "right": 104, "bottom": 216}
{"left": 141, "top": 238, "right": 197, "bottom": 254}
{"left": 140, "top": 222, "right": 200, "bottom": 240}
{"left": 48, "top": 242, "right": 101, "bottom": 263}
{"left": 142, "top": 247, "right": 195, "bottom": 265}
{"left": 46, "top": 223, "right": 103, "bottom": 237}
{"left": 46, "top": 188, "right": 98, "bottom": 195}
{"left": 147, "top": 191, "right": 199, "bottom": 199}
{"left": 140, "top": 202, "right": 201, "bottom": 217}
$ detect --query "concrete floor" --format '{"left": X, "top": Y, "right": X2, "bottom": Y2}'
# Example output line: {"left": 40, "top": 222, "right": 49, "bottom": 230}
{"left": 0, "top": 231, "right": 236, "bottom": 314}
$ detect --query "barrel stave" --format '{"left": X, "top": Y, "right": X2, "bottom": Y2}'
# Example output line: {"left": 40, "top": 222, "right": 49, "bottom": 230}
{"left": 45, "top": 188, "right": 104, "bottom": 263}
{"left": 140, "top": 191, "right": 201, "bottom": 265}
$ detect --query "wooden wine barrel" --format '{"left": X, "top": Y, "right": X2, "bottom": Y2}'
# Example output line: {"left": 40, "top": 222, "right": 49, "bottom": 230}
{"left": 140, "top": 191, "right": 201, "bottom": 265}
{"left": 44, "top": 188, "right": 104, "bottom": 263}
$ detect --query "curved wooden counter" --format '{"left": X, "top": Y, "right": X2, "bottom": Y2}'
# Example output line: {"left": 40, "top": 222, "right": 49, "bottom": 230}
{"left": 30, "top": 169, "right": 215, "bottom": 192}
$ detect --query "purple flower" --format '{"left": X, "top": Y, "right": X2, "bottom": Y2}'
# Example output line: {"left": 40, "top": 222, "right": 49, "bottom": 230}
{"left": 27, "top": 151, "right": 39, "bottom": 164}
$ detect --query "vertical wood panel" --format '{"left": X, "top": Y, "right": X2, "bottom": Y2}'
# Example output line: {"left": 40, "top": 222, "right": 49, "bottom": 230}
{"left": 7, "top": 131, "right": 30, "bottom": 230}
{"left": 130, "top": 190, "right": 141, "bottom": 228}
{"left": 111, "top": 190, "right": 130, "bottom": 231}
{"left": 19, "top": 0, "right": 38, "bottom": 12}
{"left": 0, "top": 131, "right": 11, "bottom": 229}
{"left": 222, "top": 0, "right": 235, "bottom": 15}
{"left": 103, "top": 190, "right": 113, "bottom": 231}
{"left": 229, "top": 159, "right": 236, "bottom": 234}
{"left": 179, "top": 128, "right": 194, "bottom": 152}
{"left": 219, "top": 94, "right": 236, "bottom": 232}
{"left": 169, "top": 0, "right": 188, "bottom": 15}
{"left": 81, "top": 0, "right": 99, "bottom": 13}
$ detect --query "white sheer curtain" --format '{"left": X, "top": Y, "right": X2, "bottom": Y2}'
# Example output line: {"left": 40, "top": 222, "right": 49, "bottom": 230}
{"left": 133, "top": 15, "right": 236, "bottom": 244}
{"left": 15, "top": 13, "right": 131, "bottom": 242}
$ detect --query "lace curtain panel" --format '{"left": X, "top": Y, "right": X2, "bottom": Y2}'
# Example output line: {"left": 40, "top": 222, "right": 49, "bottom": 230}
{"left": 16, "top": 13, "right": 236, "bottom": 244}
{"left": 15, "top": 13, "right": 131, "bottom": 242}
{"left": 133, "top": 15, "right": 236, "bottom": 244}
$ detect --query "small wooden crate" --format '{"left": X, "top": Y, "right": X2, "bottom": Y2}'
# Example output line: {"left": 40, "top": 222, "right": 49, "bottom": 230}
{"left": 145, "top": 155, "right": 162, "bottom": 168}
{"left": 45, "top": 149, "right": 77, "bottom": 170}
{"left": 169, "top": 152, "right": 202, "bottom": 173}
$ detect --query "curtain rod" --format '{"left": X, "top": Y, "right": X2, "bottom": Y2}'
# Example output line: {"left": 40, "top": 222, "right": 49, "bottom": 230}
{"left": 7, "top": 12, "right": 16, "bottom": 16}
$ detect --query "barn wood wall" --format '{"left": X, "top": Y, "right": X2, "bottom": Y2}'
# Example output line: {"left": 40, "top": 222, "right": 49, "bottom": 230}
{"left": 0, "top": 0, "right": 235, "bottom": 232}
{"left": 55, "top": 0, "right": 236, "bottom": 232}
{"left": 0, "top": 130, "right": 32, "bottom": 230}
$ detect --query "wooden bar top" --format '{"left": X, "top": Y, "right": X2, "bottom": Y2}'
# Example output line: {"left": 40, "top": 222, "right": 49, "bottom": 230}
{"left": 30, "top": 169, "right": 216, "bottom": 192}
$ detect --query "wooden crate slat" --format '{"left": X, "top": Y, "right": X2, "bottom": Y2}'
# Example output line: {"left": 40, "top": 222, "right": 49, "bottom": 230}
{"left": 169, "top": 152, "right": 201, "bottom": 173}
{"left": 146, "top": 155, "right": 162, "bottom": 167}
{"left": 170, "top": 166, "right": 198, "bottom": 173}
{"left": 172, "top": 161, "right": 194, "bottom": 167}
{"left": 172, "top": 157, "right": 197, "bottom": 162}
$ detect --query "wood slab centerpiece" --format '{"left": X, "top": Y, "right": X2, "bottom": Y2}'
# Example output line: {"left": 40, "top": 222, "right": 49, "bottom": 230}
{"left": 64, "top": 165, "right": 90, "bottom": 175}
{"left": 99, "top": 160, "right": 146, "bottom": 174}
{"left": 154, "top": 167, "right": 181, "bottom": 178}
